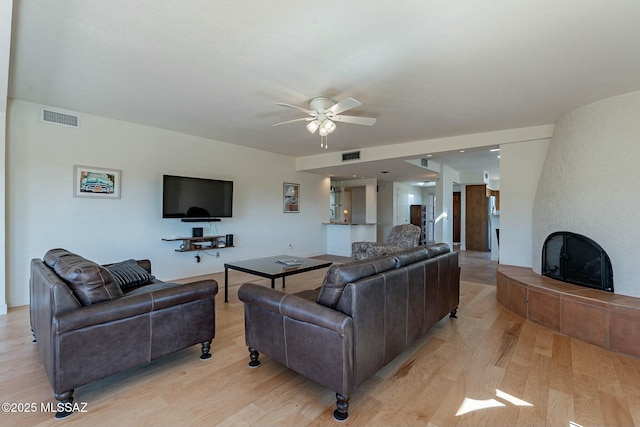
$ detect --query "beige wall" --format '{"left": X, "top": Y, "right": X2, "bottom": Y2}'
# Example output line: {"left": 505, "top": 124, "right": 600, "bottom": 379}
{"left": 6, "top": 100, "right": 328, "bottom": 307}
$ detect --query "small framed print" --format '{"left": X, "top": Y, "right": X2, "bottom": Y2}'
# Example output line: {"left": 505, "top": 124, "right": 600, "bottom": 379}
{"left": 73, "top": 165, "right": 121, "bottom": 199}
{"left": 283, "top": 182, "right": 299, "bottom": 213}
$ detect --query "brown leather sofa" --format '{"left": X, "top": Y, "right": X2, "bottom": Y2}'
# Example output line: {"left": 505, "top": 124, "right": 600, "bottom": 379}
{"left": 238, "top": 244, "right": 459, "bottom": 421}
{"left": 30, "top": 249, "right": 218, "bottom": 418}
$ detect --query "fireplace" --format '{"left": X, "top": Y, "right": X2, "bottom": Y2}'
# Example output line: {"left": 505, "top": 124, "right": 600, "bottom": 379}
{"left": 542, "top": 231, "right": 613, "bottom": 292}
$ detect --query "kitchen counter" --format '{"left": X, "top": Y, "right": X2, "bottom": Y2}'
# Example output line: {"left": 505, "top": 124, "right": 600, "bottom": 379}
{"left": 324, "top": 223, "right": 377, "bottom": 257}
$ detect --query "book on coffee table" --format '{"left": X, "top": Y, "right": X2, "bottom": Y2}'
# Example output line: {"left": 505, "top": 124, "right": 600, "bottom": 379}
{"left": 276, "top": 258, "right": 304, "bottom": 266}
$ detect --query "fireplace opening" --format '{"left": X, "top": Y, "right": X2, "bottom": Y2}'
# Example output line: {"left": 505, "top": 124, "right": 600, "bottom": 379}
{"left": 542, "top": 231, "right": 613, "bottom": 292}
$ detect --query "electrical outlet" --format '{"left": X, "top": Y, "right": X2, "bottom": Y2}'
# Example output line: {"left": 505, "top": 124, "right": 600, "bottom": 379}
{"left": 216, "top": 252, "right": 220, "bottom": 258}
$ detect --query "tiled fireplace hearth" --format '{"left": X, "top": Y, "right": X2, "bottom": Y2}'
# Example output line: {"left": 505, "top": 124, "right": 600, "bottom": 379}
{"left": 497, "top": 266, "right": 640, "bottom": 359}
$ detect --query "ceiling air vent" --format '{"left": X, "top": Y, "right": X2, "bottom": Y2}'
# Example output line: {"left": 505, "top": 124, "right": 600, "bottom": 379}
{"left": 342, "top": 151, "right": 361, "bottom": 162}
{"left": 41, "top": 108, "right": 80, "bottom": 128}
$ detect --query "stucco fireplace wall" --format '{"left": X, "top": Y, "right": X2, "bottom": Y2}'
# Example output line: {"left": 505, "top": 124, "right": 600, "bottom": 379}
{"left": 532, "top": 91, "right": 640, "bottom": 297}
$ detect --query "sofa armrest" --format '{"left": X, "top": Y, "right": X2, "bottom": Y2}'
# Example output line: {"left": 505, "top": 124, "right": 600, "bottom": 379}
{"left": 55, "top": 280, "right": 218, "bottom": 334}
{"left": 238, "top": 283, "right": 351, "bottom": 335}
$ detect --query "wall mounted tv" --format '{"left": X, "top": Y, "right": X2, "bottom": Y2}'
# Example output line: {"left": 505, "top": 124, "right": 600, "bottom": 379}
{"left": 162, "top": 175, "right": 233, "bottom": 222}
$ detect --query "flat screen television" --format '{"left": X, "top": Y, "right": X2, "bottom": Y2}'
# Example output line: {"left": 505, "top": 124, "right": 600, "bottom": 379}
{"left": 162, "top": 175, "right": 233, "bottom": 221}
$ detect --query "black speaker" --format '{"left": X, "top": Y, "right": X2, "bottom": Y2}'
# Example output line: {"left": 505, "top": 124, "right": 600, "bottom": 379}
{"left": 192, "top": 227, "right": 203, "bottom": 238}
{"left": 226, "top": 234, "right": 233, "bottom": 246}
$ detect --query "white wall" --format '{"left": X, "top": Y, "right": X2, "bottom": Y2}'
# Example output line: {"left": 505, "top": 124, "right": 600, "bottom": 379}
{"left": 499, "top": 139, "right": 550, "bottom": 267}
{"left": 532, "top": 91, "right": 640, "bottom": 297}
{"left": 434, "top": 165, "right": 454, "bottom": 247}
{"left": 6, "top": 100, "right": 328, "bottom": 307}
{"left": 0, "top": 0, "right": 14, "bottom": 314}
{"left": 376, "top": 180, "right": 394, "bottom": 241}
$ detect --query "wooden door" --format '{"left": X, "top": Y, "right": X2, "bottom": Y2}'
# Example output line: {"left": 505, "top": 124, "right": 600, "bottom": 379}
{"left": 465, "top": 185, "right": 488, "bottom": 251}
{"left": 453, "top": 192, "right": 461, "bottom": 243}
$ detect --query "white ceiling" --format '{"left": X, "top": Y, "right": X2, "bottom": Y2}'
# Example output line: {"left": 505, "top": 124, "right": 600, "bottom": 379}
{"left": 8, "top": 1, "right": 640, "bottom": 185}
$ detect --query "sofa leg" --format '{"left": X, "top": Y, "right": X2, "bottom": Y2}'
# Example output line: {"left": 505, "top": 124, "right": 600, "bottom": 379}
{"left": 450, "top": 307, "right": 458, "bottom": 319}
{"left": 200, "top": 340, "right": 212, "bottom": 360}
{"left": 333, "top": 393, "right": 349, "bottom": 421}
{"left": 54, "top": 390, "right": 74, "bottom": 419}
{"left": 248, "top": 347, "right": 261, "bottom": 368}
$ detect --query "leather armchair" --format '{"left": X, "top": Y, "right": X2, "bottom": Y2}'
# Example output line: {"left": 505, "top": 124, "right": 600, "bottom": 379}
{"left": 352, "top": 223, "right": 421, "bottom": 260}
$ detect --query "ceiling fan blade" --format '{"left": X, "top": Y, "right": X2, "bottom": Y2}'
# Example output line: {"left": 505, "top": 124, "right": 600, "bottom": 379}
{"left": 325, "top": 97, "right": 362, "bottom": 115}
{"left": 332, "top": 115, "right": 377, "bottom": 126}
{"left": 275, "top": 102, "right": 315, "bottom": 115}
{"left": 272, "top": 117, "right": 313, "bottom": 127}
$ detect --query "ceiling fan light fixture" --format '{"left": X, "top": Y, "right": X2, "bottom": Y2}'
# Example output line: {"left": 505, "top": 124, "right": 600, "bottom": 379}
{"left": 323, "top": 119, "right": 337, "bottom": 134}
{"left": 319, "top": 126, "right": 329, "bottom": 137}
{"left": 306, "top": 120, "right": 320, "bottom": 134}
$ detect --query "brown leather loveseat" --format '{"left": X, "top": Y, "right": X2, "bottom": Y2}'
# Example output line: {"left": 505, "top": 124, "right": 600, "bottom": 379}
{"left": 238, "top": 244, "right": 459, "bottom": 421}
{"left": 30, "top": 248, "right": 218, "bottom": 418}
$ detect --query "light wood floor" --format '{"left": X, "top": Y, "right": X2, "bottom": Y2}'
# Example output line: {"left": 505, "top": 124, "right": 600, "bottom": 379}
{"left": 2, "top": 251, "right": 640, "bottom": 426}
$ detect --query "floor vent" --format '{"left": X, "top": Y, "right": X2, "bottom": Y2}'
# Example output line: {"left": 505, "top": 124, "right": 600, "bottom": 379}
{"left": 41, "top": 108, "right": 80, "bottom": 128}
{"left": 342, "top": 151, "right": 361, "bottom": 161}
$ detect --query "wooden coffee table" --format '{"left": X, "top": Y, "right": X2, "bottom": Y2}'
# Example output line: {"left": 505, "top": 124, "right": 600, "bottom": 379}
{"left": 223, "top": 255, "right": 332, "bottom": 302}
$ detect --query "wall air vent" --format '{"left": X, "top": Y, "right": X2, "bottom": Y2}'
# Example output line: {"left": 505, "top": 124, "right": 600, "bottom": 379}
{"left": 342, "top": 151, "right": 361, "bottom": 162}
{"left": 41, "top": 108, "right": 80, "bottom": 128}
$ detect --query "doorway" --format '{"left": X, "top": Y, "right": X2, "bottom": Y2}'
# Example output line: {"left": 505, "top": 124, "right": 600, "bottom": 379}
{"left": 453, "top": 191, "right": 461, "bottom": 243}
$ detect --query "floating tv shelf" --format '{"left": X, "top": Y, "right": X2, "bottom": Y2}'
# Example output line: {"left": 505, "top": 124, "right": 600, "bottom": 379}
{"left": 180, "top": 218, "right": 222, "bottom": 223}
{"left": 162, "top": 235, "right": 234, "bottom": 252}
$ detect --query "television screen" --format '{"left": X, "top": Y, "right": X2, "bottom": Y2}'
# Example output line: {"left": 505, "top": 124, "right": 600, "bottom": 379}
{"left": 162, "top": 175, "right": 233, "bottom": 220}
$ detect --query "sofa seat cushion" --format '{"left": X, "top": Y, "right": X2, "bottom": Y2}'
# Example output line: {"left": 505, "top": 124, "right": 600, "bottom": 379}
{"left": 105, "top": 259, "right": 156, "bottom": 292}
{"left": 44, "top": 249, "right": 123, "bottom": 306}
{"left": 317, "top": 255, "right": 396, "bottom": 308}
{"left": 294, "top": 286, "right": 322, "bottom": 303}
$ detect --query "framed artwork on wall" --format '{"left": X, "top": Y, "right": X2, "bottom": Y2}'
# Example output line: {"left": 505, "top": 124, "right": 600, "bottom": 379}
{"left": 73, "top": 165, "right": 121, "bottom": 199}
{"left": 283, "top": 182, "right": 299, "bottom": 213}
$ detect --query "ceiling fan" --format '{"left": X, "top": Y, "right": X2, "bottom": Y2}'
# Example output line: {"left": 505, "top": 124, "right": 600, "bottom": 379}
{"left": 273, "top": 96, "right": 376, "bottom": 148}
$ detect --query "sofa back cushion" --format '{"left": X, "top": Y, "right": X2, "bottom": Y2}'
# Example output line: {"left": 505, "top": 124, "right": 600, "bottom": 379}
{"left": 317, "top": 255, "right": 396, "bottom": 308}
{"left": 44, "top": 249, "right": 123, "bottom": 306}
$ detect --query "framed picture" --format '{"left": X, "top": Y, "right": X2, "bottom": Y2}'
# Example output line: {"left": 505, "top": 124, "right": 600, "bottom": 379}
{"left": 283, "top": 182, "right": 299, "bottom": 213}
{"left": 73, "top": 165, "right": 121, "bottom": 199}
